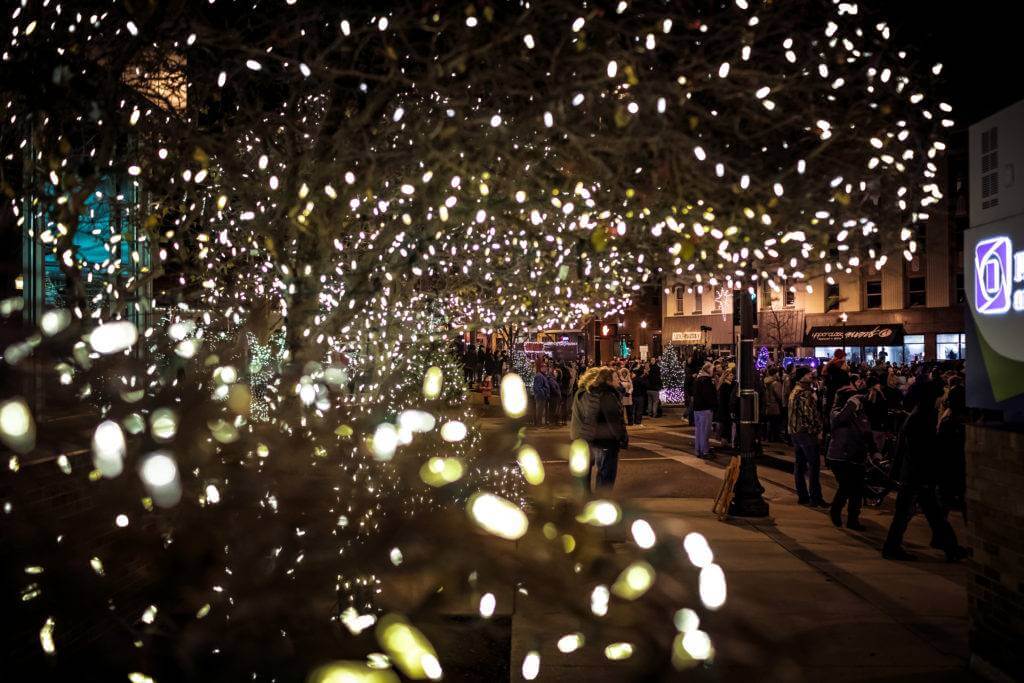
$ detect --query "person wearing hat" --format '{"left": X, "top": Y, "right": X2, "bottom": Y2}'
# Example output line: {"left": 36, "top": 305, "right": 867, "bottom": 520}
{"left": 788, "top": 367, "right": 828, "bottom": 506}
{"left": 691, "top": 362, "right": 717, "bottom": 459}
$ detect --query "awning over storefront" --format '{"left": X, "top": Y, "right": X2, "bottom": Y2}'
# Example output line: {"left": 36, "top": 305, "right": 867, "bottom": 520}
{"left": 804, "top": 324, "right": 905, "bottom": 347}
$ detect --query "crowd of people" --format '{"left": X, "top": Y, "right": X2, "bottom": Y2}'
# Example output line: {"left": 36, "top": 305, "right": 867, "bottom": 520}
{"left": 683, "top": 348, "right": 969, "bottom": 562}
{"left": 454, "top": 342, "right": 666, "bottom": 493}
{"left": 457, "top": 339, "right": 969, "bottom": 562}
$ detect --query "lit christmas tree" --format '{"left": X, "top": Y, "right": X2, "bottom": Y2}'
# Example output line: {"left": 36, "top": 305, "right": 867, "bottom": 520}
{"left": 659, "top": 345, "right": 686, "bottom": 405}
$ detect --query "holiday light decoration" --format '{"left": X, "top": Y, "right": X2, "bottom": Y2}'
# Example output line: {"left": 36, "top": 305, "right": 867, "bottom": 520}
{"left": 0, "top": 0, "right": 948, "bottom": 678}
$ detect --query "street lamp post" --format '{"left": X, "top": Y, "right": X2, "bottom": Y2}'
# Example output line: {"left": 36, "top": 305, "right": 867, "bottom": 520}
{"left": 729, "top": 290, "right": 769, "bottom": 517}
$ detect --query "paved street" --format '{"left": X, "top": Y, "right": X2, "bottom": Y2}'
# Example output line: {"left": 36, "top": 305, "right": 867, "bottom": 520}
{"left": 495, "top": 411, "right": 973, "bottom": 682}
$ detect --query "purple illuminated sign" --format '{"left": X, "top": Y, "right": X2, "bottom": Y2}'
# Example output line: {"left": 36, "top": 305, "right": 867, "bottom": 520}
{"left": 975, "top": 236, "right": 1012, "bottom": 315}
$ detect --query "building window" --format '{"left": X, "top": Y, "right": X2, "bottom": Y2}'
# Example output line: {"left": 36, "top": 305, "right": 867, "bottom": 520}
{"left": 784, "top": 289, "right": 795, "bottom": 307}
{"left": 955, "top": 273, "right": 966, "bottom": 305}
{"left": 865, "top": 280, "right": 882, "bottom": 309}
{"left": 907, "top": 277, "right": 926, "bottom": 307}
{"left": 937, "top": 333, "right": 966, "bottom": 360}
{"left": 675, "top": 287, "right": 685, "bottom": 314}
{"left": 693, "top": 291, "right": 703, "bottom": 314}
{"left": 904, "top": 334, "right": 925, "bottom": 363}
{"left": 825, "top": 282, "right": 840, "bottom": 312}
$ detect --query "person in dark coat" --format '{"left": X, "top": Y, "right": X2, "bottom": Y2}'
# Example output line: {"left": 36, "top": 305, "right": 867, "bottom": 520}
{"left": 826, "top": 386, "right": 874, "bottom": 530}
{"left": 717, "top": 371, "right": 735, "bottom": 450}
{"left": 691, "top": 363, "right": 717, "bottom": 459}
{"left": 532, "top": 366, "right": 551, "bottom": 427}
{"left": 632, "top": 366, "right": 648, "bottom": 426}
{"left": 882, "top": 376, "right": 966, "bottom": 561}
{"left": 646, "top": 360, "right": 663, "bottom": 418}
{"left": 570, "top": 367, "right": 628, "bottom": 491}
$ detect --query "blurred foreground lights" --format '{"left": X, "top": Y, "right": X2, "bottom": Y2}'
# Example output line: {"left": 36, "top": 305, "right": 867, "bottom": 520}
{"left": 88, "top": 320, "right": 137, "bottom": 354}
{"left": 341, "top": 607, "right": 377, "bottom": 636}
{"left": 91, "top": 420, "right": 126, "bottom": 478}
{"left": 699, "top": 563, "right": 727, "bottom": 610}
{"left": 674, "top": 607, "right": 701, "bottom": 633}
{"left": 673, "top": 630, "right": 714, "bottom": 669}
{"left": 398, "top": 409, "right": 436, "bottom": 434}
{"left": 576, "top": 500, "right": 621, "bottom": 527}
{"left": 376, "top": 614, "right": 442, "bottom": 680}
{"left": 522, "top": 651, "right": 541, "bottom": 680}
{"left": 500, "top": 373, "right": 528, "bottom": 417}
{"left": 516, "top": 446, "right": 545, "bottom": 485}
{"left": 612, "top": 561, "right": 655, "bottom": 600}
{"left": 0, "top": 398, "right": 35, "bottom": 453}
{"left": 40, "top": 616, "right": 56, "bottom": 655}
{"left": 630, "top": 519, "right": 656, "bottom": 549}
{"left": 557, "top": 633, "right": 585, "bottom": 653}
{"left": 684, "top": 532, "right": 714, "bottom": 568}
{"left": 139, "top": 451, "right": 182, "bottom": 507}
{"left": 372, "top": 423, "right": 399, "bottom": 460}
{"left": 568, "top": 439, "right": 590, "bottom": 476}
{"left": 422, "top": 366, "right": 443, "bottom": 399}
{"left": 479, "top": 592, "right": 496, "bottom": 618}
{"left": 439, "top": 420, "right": 467, "bottom": 442}
{"left": 590, "top": 585, "right": 610, "bottom": 616}
{"left": 419, "top": 457, "right": 464, "bottom": 487}
{"left": 308, "top": 660, "right": 399, "bottom": 683}
{"left": 115, "top": 514, "right": 130, "bottom": 528}
{"left": 40, "top": 309, "right": 70, "bottom": 337}
{"left": 467, "top": 492, "right": 528, "bottom": 540}
{"left": 604, "top": 642, "right": 634, "bottom": 661}
{"left": 150, "top": 408, "right": 178, "bottom": 442}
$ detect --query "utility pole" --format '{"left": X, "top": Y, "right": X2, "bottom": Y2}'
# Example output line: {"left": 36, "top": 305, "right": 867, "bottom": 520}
{"left": 730, "top": 290, "right": 769, "bottom": 517}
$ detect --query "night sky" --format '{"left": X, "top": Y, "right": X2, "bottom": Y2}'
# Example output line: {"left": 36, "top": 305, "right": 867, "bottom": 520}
{"left": 886, "top": 0, "right": 1023, "bottom": 126}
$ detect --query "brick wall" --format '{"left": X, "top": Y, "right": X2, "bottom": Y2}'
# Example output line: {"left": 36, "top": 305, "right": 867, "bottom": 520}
{"left": 965, "top": 423, "right": 1024, "bottom": 681}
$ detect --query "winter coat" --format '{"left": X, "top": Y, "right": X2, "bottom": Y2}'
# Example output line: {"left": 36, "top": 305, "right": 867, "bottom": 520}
{"left": 647, "top": 364, "right": 663, "bottom": 391}
{"left": 545, "top": 373, "right": 562, "bottom": 400}
{"left": 532, "top": 373, "right": 551, "bottom": 401}
{"left": 787, "top": 385, "right": 822, "bottom": 436}
{"left": 619, "top": 372, "right": 633, "bottom": 406}
{"left": 717, "top": 380, "right": 734, "bottom": 421}
{"left": 825, "top": 395, "right": 873, "bottom": 463}
{"left": 570, "top": 385, "right": 628, "bottom": 447}
{"left": 894, "top": 402, "right": 942, "bottom": 486}
{"left": 764, "top": 376, "right": 784, "bottom": 416}
{"left": 692, "top": 374, "right": 717, "bottom": 412}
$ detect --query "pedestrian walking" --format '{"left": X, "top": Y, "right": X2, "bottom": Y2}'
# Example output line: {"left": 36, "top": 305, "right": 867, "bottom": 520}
{"left": 570, "top": 366, "right": 628, "bottom": 491}
{"left": 692, "top": 362, "right": 717, "bottom": 459}
{"left": 882, "top": 375, "right": 967, "bottom": 562}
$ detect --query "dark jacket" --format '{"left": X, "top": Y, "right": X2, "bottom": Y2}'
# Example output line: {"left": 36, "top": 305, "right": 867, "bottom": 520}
{"left": 826, "top": 394, "right": 873, "bottom": 463}
{"left": 647, "top": 364, "right": 663, "bottom": 391}
{"left": 692, "top": 374, "right": 717, "bottom": 412}
{"left": 570, "top": 385, "right": 628, "bottom": 447}
{"left": 532, "top": 373, "right": 550, "bottom": 400}
{"left": 894, "top": 385, "right": 943, "bottom": 486}
{"left": 545, "top": 373, "right": 561, "bottom": 400}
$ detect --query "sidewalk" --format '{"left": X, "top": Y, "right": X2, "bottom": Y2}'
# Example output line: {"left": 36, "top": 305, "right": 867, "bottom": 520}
{"left": 509, "top": 424, "right": 972, "bottom": 682}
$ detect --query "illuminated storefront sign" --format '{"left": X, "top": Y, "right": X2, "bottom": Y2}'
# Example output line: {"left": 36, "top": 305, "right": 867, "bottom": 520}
{"left": 975, "top": 236, "right": 1024, "bottom": 315}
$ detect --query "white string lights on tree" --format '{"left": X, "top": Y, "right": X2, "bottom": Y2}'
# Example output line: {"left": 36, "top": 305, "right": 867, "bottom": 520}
{"left": 0, "top": 0, "right": 948, "bottom": 679}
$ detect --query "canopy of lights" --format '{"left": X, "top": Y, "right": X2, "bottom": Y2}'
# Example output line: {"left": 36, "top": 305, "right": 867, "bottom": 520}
{"left": 0, "top": 0, "right": 948, "bottom": 680}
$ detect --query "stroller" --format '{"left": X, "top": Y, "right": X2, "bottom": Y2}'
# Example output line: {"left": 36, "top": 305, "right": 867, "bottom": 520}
{"left": 862, "top": 409, "right": 907, "bottom": 507}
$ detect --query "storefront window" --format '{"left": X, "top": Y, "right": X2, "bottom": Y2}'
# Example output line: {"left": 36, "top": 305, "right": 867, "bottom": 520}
{"left": 937, "top": 333, "right": 966, "bottom": 360}
{"left": 904, "top": 334, "right": 925, "bottom": 363}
